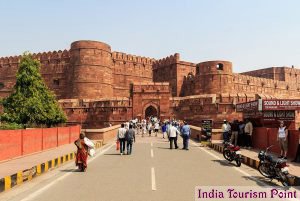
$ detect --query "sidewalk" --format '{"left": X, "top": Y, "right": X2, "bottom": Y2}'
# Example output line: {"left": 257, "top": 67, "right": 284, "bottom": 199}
{"left": 209, "top": 140, "right": 300, "bottom": 185}
{"left": 0, "top": 144, "right": 76, "bottom": 179}
{"left": 0, "top": 140, "right": 103, "bottom": 193}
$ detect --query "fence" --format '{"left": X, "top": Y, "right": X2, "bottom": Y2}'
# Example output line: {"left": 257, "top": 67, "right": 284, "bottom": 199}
{"left": 0, "top": 125, "right": 80, "bottom": 161}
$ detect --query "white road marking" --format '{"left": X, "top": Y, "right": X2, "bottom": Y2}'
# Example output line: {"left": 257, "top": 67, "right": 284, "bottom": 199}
{"left": 190, "top": 141, "right": 268, "bottom": 186}
{"left": 151, "top": 149, "right": 154, "bottom": 158}
{"left": 151, "top": 142, "right": 153, "bottom": 147}
{"left": 151, "top": 167, "right": 157, "bottom": 191}
{"left": 19, "top": 144, "right": 114, "bottom": 201}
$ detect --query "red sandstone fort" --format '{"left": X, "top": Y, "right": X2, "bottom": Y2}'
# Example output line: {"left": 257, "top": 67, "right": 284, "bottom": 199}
{"left": 1, "top": 40, "right": 300, "bottom": 128}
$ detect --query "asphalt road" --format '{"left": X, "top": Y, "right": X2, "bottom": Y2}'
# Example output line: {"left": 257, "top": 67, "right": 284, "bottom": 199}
{"left": 1, "top": 133, "right": 298, "bottom": 201}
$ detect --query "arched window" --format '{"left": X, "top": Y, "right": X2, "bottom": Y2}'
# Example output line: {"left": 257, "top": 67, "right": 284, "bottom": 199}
{"left": 217, "top": 63, "right": 224, "bottom": 70}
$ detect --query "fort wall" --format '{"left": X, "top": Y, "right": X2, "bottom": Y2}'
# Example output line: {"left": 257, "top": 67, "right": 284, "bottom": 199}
{"left": 59, "top": 98, "right": 132, "bottom": 128}
{"left": 153, "top": 53, "right": 196, "bottom": 97}
{"left": 0, "top": 50, "right": 72, "bottom": 99}
{"left": 70, "top": 40, "right": 113, "bottom": 99}
{"left": 2, "top": 40, "right": 300, "bottom": 128}
{"left": 112, "top": 51, "right": 154, "bottom": 97}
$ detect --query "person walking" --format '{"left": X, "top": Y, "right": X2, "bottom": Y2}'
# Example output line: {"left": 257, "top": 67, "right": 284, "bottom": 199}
{"left": 154, "top": 121, "right": 160, "bottom": 137}
{"left": 74, "top": 133, "right": 89, "bottom": 172}
{"left": 125, "top": 124, "right": 136, "bottom": 155}
{"left": 166, "top": 121, "right": 171, "bottom": 139}
{"left": 168, "top": 123, "right": 179, "bottom": 149}
{"left": 142, "top": 120, "right": 147, "bottom": 137}
{"left": 117, "top": 123, "right": 127, "bottom": 155}
{"left": 181, "top": 121, "right": 191, "bottom": 150}
{"left": 147, "top": 122, "right": 152, "bottom": 137}
{"left": 277, "top": 121, "right": 288, "bottom": 159}
{"left": 244, "top": 119, "right": 253, "bottom": 149}
{"left": 162, "top": 123, "right": 167, "bottom": 139}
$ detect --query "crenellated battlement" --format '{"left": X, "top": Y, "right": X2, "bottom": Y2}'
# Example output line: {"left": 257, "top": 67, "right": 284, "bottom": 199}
{"left": 233, "top": 73, "right": 300, "bottom": 92}
{"left": 0, "top": 55, "right": 22, "bottom": 66}
{"left": 112, "top": 51, "right": 155, "bottom": 65}
{"left": 0, "top": 50, "right": 70, "bottom": 67}
{"left": 33, "top": 50, "right": 70, "bottom": 61}
{"left": 152, "top": 53, "right": 180, "bottom": 69}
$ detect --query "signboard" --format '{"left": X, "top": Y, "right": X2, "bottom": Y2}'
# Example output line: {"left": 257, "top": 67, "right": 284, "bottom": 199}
{"left": 262, "top": 110, "right": 295, "bottom": 121}
{"left": 236, "top": 100, "right": 262, "bottom": 112}
{"left": 243, "top": 111, "right": 263, "bottom": 119}
{"left": 262, "top": 100, "right": 300, "bottom": 111}
{"left": 201, "top": 120, "right": 213, "bottom": 136}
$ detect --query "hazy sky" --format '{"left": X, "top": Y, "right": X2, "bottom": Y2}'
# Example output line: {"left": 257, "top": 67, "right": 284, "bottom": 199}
{"left": 0, "top": 0, "right": 299, "bottom": 72}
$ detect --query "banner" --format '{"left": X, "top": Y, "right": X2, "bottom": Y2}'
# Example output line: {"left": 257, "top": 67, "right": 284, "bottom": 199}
{"left": 262, "top": 100, "right": 300, "bottom": 110}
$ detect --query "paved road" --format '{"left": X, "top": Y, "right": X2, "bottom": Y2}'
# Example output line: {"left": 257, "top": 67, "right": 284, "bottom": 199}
{"left": 0, "top": 133, "right": 296, "bottom": 201}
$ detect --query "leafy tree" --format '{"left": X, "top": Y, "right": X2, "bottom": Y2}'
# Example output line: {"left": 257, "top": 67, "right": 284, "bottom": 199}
{"left": 0, "top": 52, "right": 67, "bottom": 127}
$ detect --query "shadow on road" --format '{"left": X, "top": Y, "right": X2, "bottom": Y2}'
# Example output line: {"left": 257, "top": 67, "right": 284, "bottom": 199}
{"left": 156, "top": 147, "right": 172, "bottom": 149}
{"left": 104, "top": 153, "right": 121, "bottom": 156}
{"left": 241, "top": 176, "right": 279, "bottom": 187}
{"left": 60, "top": 169, "right": 81, "bottom": 173}
{"left": 211, "top": 159, "right": 236, "bottom": 167}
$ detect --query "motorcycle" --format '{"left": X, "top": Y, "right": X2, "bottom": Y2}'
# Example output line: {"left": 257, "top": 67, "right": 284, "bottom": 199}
{"left": 258, "top": 145, "right": 290, "bottom": 186}
{"left": 223, "top": 142, "right": 243, "bottom": 167}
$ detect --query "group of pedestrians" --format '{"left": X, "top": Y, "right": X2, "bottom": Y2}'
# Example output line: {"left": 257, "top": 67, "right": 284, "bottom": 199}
{"left": 116, "top": 117, "right": 192, "bottom": 155}
{"left": 136, "top": 117, "right": 160, "bottom": 137}
{"left": 117, "top": 123, "right": 136, "bottom": 155}
{"left": 160, "top": 120, "right": 191, "bottom": 150}
{"left": 222, "top": 119, "right": 253, "bottom": 148}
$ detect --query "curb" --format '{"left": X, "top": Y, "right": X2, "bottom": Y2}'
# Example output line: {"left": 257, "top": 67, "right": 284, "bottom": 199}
{"left": 0, "top": 140, "right": 103, "bottom": 193}
{"left": 209, "top": 143, "right": 300, "bottom": 186}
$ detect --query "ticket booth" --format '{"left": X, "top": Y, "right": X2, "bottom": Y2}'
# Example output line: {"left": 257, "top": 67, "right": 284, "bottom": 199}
{"left": 236, "top": 99, "right": 300, "bottom": 158}
{"left": 236, "top": 99, "right": 300, "bottom": 130}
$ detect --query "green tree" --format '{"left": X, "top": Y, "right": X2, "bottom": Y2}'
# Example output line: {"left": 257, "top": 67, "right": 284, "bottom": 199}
{"left": 0, "top": 52, "right": 67, "bottom": 127}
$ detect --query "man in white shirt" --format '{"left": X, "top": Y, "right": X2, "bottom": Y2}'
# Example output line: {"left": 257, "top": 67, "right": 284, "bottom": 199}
{"left": 117, "top": 123, "right": 127, "bottom": 155}
{"left": 168, "top": 124, "right": 179, "bottom": 149}
{"left": 154, "top": 122, "right": 160, "bottom": 137}
{"left": 222, "top": 120, "right": 231, "bottom": 144}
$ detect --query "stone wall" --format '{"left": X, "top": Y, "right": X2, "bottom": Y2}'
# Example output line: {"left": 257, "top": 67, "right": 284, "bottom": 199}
{"left": 82, "top": 124, "right": 120, "bottom": 143}
{"left": 112, "top": 51, "right": 154, "bottom": 97}
{"left": 0, "top": 50, "right": 72, "bottom": 99}
{"left": 59, "top": 98, "right": 132, "bottom": 129}
{"left": 170, "top": 95, "right": 243, "bottom": 128}
{"left": 0, "top": 40, "right": 155, "bottom": 100}
{"left": 181, "top": 60, "right": 300, "bottom": 99}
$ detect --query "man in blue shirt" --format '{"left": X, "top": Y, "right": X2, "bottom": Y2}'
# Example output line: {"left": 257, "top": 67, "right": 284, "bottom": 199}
{"left": 181, "top": 121, "right": 191, "bottom": 150}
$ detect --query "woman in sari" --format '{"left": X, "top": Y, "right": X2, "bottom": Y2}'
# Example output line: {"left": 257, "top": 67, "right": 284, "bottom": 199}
{"left": 74, "top": 133, "right": 88, "bottom": 172}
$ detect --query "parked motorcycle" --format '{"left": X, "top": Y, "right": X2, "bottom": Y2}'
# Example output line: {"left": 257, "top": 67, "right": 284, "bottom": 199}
{"left": 223, "top": 142, "right": 243, "bottom": 167}
{"left": 258, "top": 145, "right": 290, "bottom": 186}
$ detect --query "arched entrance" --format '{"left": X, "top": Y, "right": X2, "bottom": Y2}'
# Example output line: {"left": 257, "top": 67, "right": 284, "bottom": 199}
{"left": 145, "top": 105, "right": 158, "bottom": 118}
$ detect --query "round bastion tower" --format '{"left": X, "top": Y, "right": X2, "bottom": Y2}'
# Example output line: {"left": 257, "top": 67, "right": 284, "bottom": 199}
{"left": 197, "top": 61, "right": 233, "bottom": 94}
{"left": 70, "top": 40, "right": 113, "bottom": 99}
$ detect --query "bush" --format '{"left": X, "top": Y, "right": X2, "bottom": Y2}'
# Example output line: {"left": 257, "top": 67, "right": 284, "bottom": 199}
{"left": 0, "top": 122, "right": 24, "bottom": 130}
